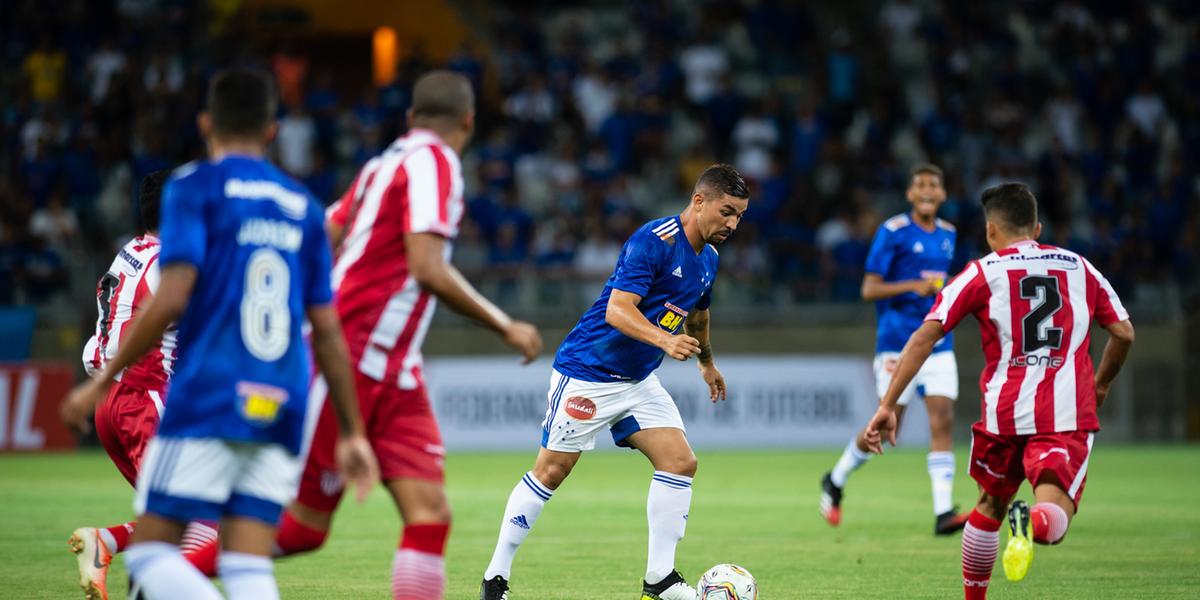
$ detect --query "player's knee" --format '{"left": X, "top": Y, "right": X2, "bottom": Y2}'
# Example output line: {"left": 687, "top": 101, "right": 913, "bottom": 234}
{"left": 662, "top": 452, "right": 698, "bottom": 478}
{"left": 533, "top": 460, "right": 574, "bottom": 489}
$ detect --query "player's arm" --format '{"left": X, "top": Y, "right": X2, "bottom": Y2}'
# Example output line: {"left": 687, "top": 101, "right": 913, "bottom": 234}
{"left": 61, "top": 264, "right": 197, "bottom": 432}
{"left": 306, "top": 304, "right": 378, "bottom": 502}
{"left": 861, "top": 273, "right": 938, "bottom": 300}
{"left": 406, "top": 232, "right": 541, "bottom": 363}
{"left": 1093, "top": 319, "right": 1134, "bottom": 408}
{"left": 606, "top": 289, "right": 700, "bottom": 361}
{"left": 685, "top": 308, "right": 726, "bottom": 402}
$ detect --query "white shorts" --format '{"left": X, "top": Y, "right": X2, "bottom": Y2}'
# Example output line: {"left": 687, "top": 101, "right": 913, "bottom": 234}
{"left": 874, "top": 351, "right": 959, "bottom": 406}
{"left": 134, "top": 436, "right": 303, "bottom": 525}
{"left": 541, "top": 369, "right": 685, "bottom": 452}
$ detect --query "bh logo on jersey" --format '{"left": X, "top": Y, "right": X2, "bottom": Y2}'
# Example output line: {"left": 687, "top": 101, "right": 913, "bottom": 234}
{"left": 657, "top": 302, "right": 688, "bottom": 333}
{"left": 236, "top": 381, "right": 287, "bottom": 426}
{"left": 565, "top": 396, "right": 596, "bottom": 420}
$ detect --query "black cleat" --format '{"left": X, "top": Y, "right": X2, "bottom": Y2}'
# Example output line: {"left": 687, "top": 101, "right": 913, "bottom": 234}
{"left": 820, "top": 471, "right": 843, "bottom": 526}
{"left": 480, "top": 575, "right": 511, "bottom": 600}
{"left": 641, "top": 569, "right": 698, "bottom": 600}
{"left": 935, "top": 507, "right": 969, "bottom": 535}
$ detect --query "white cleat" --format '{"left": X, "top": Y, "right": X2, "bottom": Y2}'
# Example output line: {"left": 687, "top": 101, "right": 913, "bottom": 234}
{"left": 67, "top": 527, "right": 111, "bottom": 600}
{"left": 642, "top": 570, "right": 699, "bottom": 600}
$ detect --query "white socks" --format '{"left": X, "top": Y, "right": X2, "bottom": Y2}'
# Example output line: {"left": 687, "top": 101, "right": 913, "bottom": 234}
{"left": 830, "top": 439, "right": 872, "bottom": 487}
{"left": 125, "top": 542, "right": 222, "bottom": 600}
{"left": 484, "top": 471, "right": 554, "bottom": 580}
{"left": 646, "top": 471, "right": 693, "bottom": 585}
{"left": 219, "top": 551, "right": 278, "bottom": 600}
{"left": 928, "top": 451, "right": 956, "bottom": 515}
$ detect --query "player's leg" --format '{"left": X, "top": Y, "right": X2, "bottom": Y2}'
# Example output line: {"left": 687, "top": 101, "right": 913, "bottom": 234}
{"left": 70, "top": 383, "right": 159, "bottom": 599}
{"left": 212, "top": 442, "right": 306, "bottom": 600}
{"left": 822, "top": 352, "right": 914, "bottom": 526}
{"left": 125, "top": 437, "right": 229, "bottom": 600}
{"left": 483, "top": 370, "right": 608, "bottom": 599}
{"left": 619, "top": 375, "right": 699, "bottom": 600}
{"left": 961, "top": 423, "right": 1025, "bottom": 598}
{"left": 922, "top": 351, "right": 964, "bottom": 534}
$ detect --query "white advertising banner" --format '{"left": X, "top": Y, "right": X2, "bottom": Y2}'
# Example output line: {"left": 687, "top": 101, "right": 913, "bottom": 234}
{"left": 425, "top": 355, "right": 933, "bottom": 450}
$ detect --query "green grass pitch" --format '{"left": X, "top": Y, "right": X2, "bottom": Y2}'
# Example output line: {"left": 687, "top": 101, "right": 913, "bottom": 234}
{"left": 2, "top": 446, "right": 1197, "bottom": 599}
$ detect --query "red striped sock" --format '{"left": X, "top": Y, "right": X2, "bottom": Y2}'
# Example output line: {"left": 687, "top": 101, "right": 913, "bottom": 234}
{"left": 392, "top": 523, "right": 449, "bottom": 600}
{"left": 183, "top": 536, "right": 219, "bottom": 578}
{"left": 962, "top": 510, "right": 1001, "bottom": 600}
{"left": 103, "top": 522, "right": 135, "bottom": 553}
{"left": 275, "top": 511, "right": 328, "bottom": 557}
{"left": 1031, "top": 502, "right": 1069, "bottom": 545}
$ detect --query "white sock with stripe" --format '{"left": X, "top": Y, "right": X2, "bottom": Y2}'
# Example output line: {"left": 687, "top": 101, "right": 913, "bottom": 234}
{"left": 125, "top": 542, "right": 222, "bottom": 600}
{"left": 219, "top": 551, "right": 278, "bottom": 600}
{"left": 830, "top": 439, "right": 871, "bottom": 487}
{"left": 928, "top": 451, "right": 956, "bottom": 515}
{"left": 484, "top": 471, "right": 554, "bottom": 580}
{"left": 646, "top": 471, "right": 693, "bottom": 585}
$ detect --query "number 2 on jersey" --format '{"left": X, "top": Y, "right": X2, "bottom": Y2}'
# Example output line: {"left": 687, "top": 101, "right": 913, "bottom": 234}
{"left": 1019, "top": 274, "right": 1064, "bottom": 353}
{"left": 241, "top": 248, "right": 291, "bottom": 361}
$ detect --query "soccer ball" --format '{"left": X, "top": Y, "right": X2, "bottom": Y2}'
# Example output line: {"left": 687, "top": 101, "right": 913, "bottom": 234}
{"left": 696, "top": 564, "right": 758, "bottom": 600}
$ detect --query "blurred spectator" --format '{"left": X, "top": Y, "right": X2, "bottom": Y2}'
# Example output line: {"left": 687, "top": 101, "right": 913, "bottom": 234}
{"left": 29, "top": 192, "right": 79, "bottom": 252}
{"left": 22, "top": 35, "right": 66, "bottom": 103}
{"left": 277, "top": 104, "right": 317, "bottom": 177}
{"left": 679, "top": 29, "right": 729, "bottom": 105}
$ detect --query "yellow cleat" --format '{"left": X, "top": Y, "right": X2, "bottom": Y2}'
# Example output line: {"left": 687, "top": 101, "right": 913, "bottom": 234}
{"left": 1002, "top": 500, "right": 1034, "bottom": 582}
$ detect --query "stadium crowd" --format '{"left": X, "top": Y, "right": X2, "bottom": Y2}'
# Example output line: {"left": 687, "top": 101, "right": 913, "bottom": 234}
{"left": 1, "top": 0, "right": 1197, "bottom": 316}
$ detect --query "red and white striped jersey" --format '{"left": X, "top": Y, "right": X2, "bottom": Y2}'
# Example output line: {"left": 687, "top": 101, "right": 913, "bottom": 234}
{"left": 327, "top": 128, "right": 465, "bottom": 390}
{"left": 926, "top": 240, "right": 1129, "bottom": 435}
{"left": 82, "top": 234, "right": 178, "bottom": 393}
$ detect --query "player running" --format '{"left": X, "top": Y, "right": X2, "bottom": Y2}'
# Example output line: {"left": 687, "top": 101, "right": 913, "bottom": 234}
{"left": 178, "top": 70, "right": 540, "bottom": 600}
{"left": 821, "top": 164, "right": 967, "bottom": 534}
{"left": 61, "top": 170, "right": 219, "bottom": 599}
{"left": 863, "top": 183, "right": 1134, "bottom": 599}
{"left": 480, "top": 164, "right": 749, "bottom": 600}
{"left": 62, "top": 67, "right": 378, "bottom": 600}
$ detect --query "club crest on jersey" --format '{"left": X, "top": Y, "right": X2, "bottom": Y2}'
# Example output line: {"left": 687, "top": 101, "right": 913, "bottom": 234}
{"left": 236, "top": 381, "right": 288, "bottom": 425}
{"left": 564, "top": 396, "right": 597, "bottom": 420}
{"left": 658, "top": 302, "right": 688, "bottom": 332}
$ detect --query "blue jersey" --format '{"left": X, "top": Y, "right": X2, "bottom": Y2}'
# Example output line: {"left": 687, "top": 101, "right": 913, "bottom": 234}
{"left": 555, "top": 216, "right": 718, "bottom": 382}
{"left": 156, "top": 155, "right": 333, "bottom": 455}
{"left": 865, "top": 213, "right": 956, "bottom": 354}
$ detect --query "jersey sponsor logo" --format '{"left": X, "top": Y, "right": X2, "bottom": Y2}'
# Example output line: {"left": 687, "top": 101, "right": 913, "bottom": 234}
{"left": 236, "top": 381, "right": 288, "bottom": 425}
{"left": 920, "top": 270, "right": 948, "bottom": 291}
{"left": 509, "top": 514, "right": 532, "bottom": 529}
{"left": 658, "top": 302, "right": 689, "bottom": 332}
{"left": 236, "top": 218, "right": 303, "bottom": 251}
{"left": 984, "top": 252, "right": 1079, "bottom": 270}
{"left": 564, "top": 396, "right": 596, "bottom": 420}
{"left": 224, "top": 178, "right": 308, "bottom": 219}
{"left": 1009, "top": 354, "right": 1065, "bottom": 368}
{"left": 973, "top": 459, "right": 1006, "bottom": 479}
{"left": 672, "top": 265, "right": 683, "bottom": 278}
{"left": 117, "top": 248, "right": 145, "bottom": 271}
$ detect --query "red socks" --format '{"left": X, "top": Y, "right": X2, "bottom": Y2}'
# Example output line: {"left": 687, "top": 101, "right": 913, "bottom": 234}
{"left": 183, "top": 537, "right": 219, "bottom": 577}
{"left": 962, "top": 510, "right": 1001, "bottom": 599}
{"left": 274, "top": 511, "right": 330, "bottom": 557}
{"left": 102, "top": 522, "right": 135, "bottom": 553}
{"left": 393, "top": 523, "right": 450, "bottom": 600}
{"left": 1031, "top": 502, "right": 1069, "bottom": 545}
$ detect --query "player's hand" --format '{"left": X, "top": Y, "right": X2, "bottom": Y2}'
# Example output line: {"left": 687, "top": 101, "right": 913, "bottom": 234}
{"left": 335, "top": 433, "right": 379, "bottom": 504}
{"left": 698, "top": 361, "right": 727, "bottom": 403}
{"left": 60, "top": 378, "right": 109, "bottom": 435}
{"left": 863, "top": 406, "right": 898, "bottom": 454}
{"left": 1094, "top": 380, "right": 1111, "bottom": 408}
{"left": 660, "top": 334, "right": 701, "bottom": 361}
{"left": 912, "top": 279, "right": 939, "bottom": 297}
{"left": 503, "top": 320, "right": 542, "bottom": 364}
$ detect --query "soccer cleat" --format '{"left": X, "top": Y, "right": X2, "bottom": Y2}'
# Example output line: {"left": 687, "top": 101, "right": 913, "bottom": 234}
{"left": 67, "top": 527, "right": 111, "bottom": 600}
{"left": 1003, "top": 500, "right": 1034, "bottom": 582}
{"left": 480, "top": 575, "right": 511, "bottom": 600}
{"left": 819, "top": 472, "right": 843, "bottom": 526}
{"left": 641, "top": 570, "right": 699, "bottom": 600}
{"left": 934, "top": 508, "right": 969, "bottom": 535}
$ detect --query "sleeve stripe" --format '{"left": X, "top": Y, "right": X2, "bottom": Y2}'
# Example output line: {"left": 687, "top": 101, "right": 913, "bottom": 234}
{"left": 1083, "top": 258, "right": 1129, "bottom": 323}
{"left": 927, "top": 261, "right": 979, "bottom": 323}
{"left": 404, "top": 146, "right": 453, "bottom": 235}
